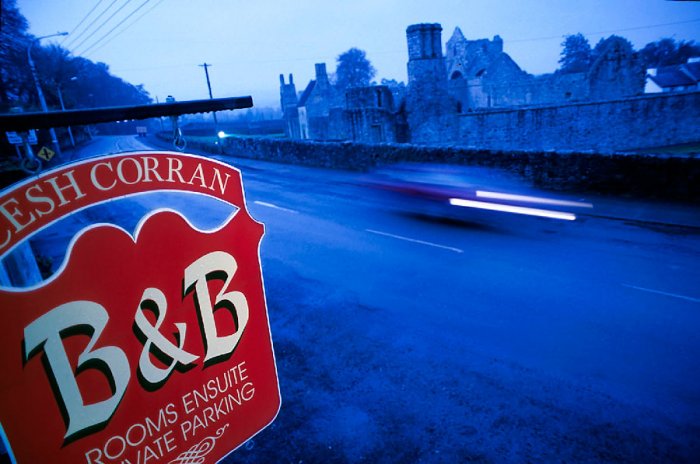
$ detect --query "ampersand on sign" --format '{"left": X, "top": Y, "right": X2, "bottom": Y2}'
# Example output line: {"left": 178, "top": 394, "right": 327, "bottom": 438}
{"left": 135, "top": 287, "right": 200, "bottom": 387}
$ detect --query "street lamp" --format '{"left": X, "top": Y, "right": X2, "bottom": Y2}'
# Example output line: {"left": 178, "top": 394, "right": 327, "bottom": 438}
{"left": 28, "top": 31, "right": 68, "bottom": 158}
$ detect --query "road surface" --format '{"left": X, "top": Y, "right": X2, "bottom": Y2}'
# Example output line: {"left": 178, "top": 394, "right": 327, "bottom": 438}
{"left": 25, "top": 136, "right": 700, "bottom": 462}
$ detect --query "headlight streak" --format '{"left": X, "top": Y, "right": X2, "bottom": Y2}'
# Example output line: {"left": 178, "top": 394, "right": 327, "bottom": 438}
{"left": 449, "top": 198, "right": 577, "bottom": 221}
{"left": 476, "top": 190, "right": 593, "bottom": 208}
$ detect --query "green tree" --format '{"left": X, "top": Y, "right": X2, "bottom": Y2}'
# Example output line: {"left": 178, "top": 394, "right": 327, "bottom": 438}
{"left": 590, "top": 35, "right": 635, "bottom": 64}
{"left": 63, "top": 58, "right": 150, "bottom": 109}
{"left": 28, "top": 47, "right": 150, "bottom": 111}
{"left": 0, "top": 0, "right": 32, "bottom": 109}
{"left": 640, "top": 38, "right": 700, "bottom": 68}
{"left": 558, "top": 33, "right": 592, "bottom": 74}
{"left": 1, "top": 0, "right": 150, "bottom": 113}
{"left": 335, "top": 48, "right": 376, "bottom": 91}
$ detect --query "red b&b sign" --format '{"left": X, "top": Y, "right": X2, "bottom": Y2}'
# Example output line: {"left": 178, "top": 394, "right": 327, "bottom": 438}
{"left": 0, "top": 152, "right": 280, "bottom": 463}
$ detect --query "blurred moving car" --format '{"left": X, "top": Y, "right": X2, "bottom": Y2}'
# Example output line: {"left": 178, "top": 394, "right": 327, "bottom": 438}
{"left": 363, "top": 163, "right": 593, "bottom": 224}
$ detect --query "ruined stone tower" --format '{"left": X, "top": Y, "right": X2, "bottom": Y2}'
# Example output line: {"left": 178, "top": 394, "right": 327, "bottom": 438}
{"left": 314, "top": 63, "right": 330, "bottom": 91}
{"left": 588, "top": 36, "right": 645, "bottom": 101}
{"left": 406, "top": 23, "right": 454, "bottom": 144}
{"left": 279, "top": 73, "right": 300, "bottom": 139}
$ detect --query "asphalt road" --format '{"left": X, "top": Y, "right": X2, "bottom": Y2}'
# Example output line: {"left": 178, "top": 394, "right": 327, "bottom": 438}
{"left": 29, "top": 136, "right": 700, "bottom": 462}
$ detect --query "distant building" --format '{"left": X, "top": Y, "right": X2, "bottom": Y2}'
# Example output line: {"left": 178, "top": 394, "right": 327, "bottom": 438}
{"left": 346, "top": 85, "right": 403, "bottom": 143}
{"left": 295, "top": 63, "right": 346, "bottom": 140}
{"left": 279, "top": 73, "right": 300, "bottom": 139}
{"left": 279, "top": 23, "right": 649, "bottom": 145}
{"left": 296, "top": 79, "right": 313, "bottom": 139}
{"left": 646, "top": 59, "right": 700, "bottom": 93}
{"left": 405, "top": 23, "right": 455, "bottom": 144}
{"left": 446, "top": 30, "right": 645, "bottom": 111}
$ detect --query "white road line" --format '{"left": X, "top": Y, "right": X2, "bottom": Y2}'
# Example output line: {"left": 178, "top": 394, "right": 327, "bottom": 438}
{"left": 622, "top": 284, "right": 700, "bottom": 304}
{"left": 366, "top": 229, "right": 463, "bottom": 253}
{"left": 253, "top": 200, "right": 298, "bottom": 214}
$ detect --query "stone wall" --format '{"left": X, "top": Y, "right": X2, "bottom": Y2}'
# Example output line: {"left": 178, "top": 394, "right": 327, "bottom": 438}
{"left": 346, "top": 108, "right": 397, "bottom": 143}
{"left": 215, "top": 136, "right": 700, "bottom": 200}
{"left": 458, "top": 91, "right": 700, "bottom": 152}
{"left": 528, "top": 73, "right": 589, "bottom": 105}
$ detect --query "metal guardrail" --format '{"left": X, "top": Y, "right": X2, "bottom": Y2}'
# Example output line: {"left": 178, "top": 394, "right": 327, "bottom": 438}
{"left": 0, "top": 96, "right": 253, "bottom": 131}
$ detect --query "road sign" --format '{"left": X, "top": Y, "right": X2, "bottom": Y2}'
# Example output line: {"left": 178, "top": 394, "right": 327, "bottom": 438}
{"left": 36, "top": 145, "right": 55, "bottom": 161}
{"left": 0, "top": 153, "right": 280, "bottom": 463}
{"left": 27, "top": 129, "right": 37, "bottom": 145}
{"left": 5, "top": 132, "right": 22, "bottom": 145}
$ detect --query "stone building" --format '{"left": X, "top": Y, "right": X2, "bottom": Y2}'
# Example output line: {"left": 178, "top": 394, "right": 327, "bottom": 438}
{"left": 445, "top": 29, "right": 527, "bottom": 111}
{"left": 346, "top": 85, "right": 404, "bottom": 143}
{"left": 281, "top": 63, "right": 407, "bottom": 143}
{"left": 279, "top": 22, "right": 648, "bottom": 145}
{"left": 279, "top": 74, "right": 300, "bottom": 139}
{"left": 405, "top": 23, "right": 456, "bottom": 144}
{"left": 298, "top": 63, "right": 339, "bottom": 140}
{"left": 646, "top": 59, "right": 700, "bottom": 93}
{"left": 445, "top": 29, "right": 645, "bottom": 111}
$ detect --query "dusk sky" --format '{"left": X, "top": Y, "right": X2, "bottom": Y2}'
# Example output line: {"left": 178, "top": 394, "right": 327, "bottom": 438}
{"left": 17, "top": 0, "right": 700, "bottom": 109}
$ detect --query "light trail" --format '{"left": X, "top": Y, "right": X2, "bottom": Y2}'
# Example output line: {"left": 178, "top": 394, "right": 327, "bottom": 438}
{"left": 476, "top": 191, "right": 593, "bottom": 208}
{"left": 449, "top": 198, "right": 577, "bottom": 221}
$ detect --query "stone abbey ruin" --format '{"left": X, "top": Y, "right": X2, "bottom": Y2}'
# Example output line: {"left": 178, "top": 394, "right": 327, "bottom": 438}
{"left": 279, "top": 23, "right": 699, "bottom": 152}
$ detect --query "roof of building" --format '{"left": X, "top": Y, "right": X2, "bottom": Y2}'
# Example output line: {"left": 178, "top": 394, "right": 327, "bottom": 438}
{"left": 445, "top": 29, "right": 521, "bottom": 80}
{"left": 298, "top": 80, "right": 316, "bottom": 107}
{"left": 649, "top": 62, "right": 700, "bottom": 88}
{"left": 684, "top": 61, "right": 700, "bottom": 79}
{"left": 448, "top": 27, "right": 465, "bottom": 44}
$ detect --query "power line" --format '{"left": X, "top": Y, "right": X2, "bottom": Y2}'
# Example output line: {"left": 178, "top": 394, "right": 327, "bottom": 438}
{"left": 370, "top": 17, "right": 700, "bottom": 56}
{"left": 61, "top": 0, "right": 106, "bottom": 46}
{"left": 336, "top": 17, "right": 700, "bottom": 58}
{"left": 63, "top": 0, "right": 119, "bottom": 49}
{"left": 508, "top": 18, "right": 700, "bottom": 43}
{"left": 71, "top": 0, "right": 135, "bottom": 54}
{"left": 84, "top": 0, "right": 167, "bottom": 57}
{"left": 106, "top": 16, "right": 700, "bottom": 74}
{"left": 72, "top": 0, "right": 135, "bottom": 53}
{"left": 80, "top": 0, "right": 152, "bottom": 56}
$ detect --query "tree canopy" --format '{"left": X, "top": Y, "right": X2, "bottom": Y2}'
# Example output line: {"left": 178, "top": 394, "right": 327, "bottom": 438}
{"left": 640, "top": 38, "right": 700, "bottom": 68}
{"left": 335, "top": 48, "right": 376, "bottom": 91}
{"left": 558, "top": 34, "right": 592, "bottom": 74}
{"left": 0, "top": 0, "right": 150, "bottom": 113}
{"left": 0, "top": 0, "right": 32, "bottom": 109}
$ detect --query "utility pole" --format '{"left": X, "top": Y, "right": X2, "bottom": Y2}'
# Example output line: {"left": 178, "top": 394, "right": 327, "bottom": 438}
{"left": 155, "top": 96, "right": 165, "bottom": 131}
{"left": 56, "top": 83, "right": 75, "bottom": 147}
{"left": 198, "top": 63, "right": 220, "bottom": 149}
